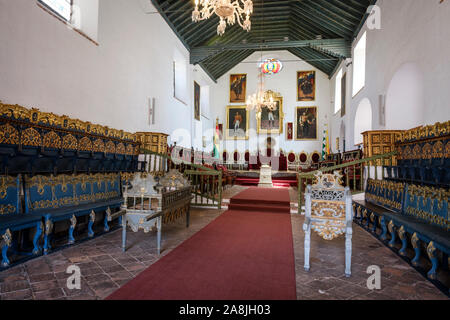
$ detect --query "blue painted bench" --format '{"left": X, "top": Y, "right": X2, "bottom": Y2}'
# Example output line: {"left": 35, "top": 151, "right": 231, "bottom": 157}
{"left": 353, "top": 179, "right": 449, "bottom": 292}
{"left": 24, "top": 173, "right": 124, "bottom": 254}
{"left": 0, "top": 175, "right": 43, "bottom": 267}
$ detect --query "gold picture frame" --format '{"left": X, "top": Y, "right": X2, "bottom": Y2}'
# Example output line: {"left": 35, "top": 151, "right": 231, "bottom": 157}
{"left": 295, "top": 106, "right": 318, "bottom": 140}
{"left": 297, "top": 71, "right": 316, "bottom": 101}
{"left": 229, "top": 74, "right": 247, "bottom": 103}
{"left": 256, "top": 91, "right": 284, "bottom": 135}
{"left": 225, "top": 105, "right": 249, "bottom": 140}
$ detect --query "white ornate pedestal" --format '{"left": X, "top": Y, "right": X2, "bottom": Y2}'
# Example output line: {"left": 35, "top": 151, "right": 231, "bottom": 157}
{"left": 258, "top": 164, "right": 273, "bottom": 188}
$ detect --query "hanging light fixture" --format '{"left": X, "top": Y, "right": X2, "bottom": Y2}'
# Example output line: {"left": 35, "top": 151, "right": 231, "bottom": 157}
{"left": 245, "top": 0, "right": 276, "bottom": 118}
{"left": 192, "top": 0, "right": 253, "bottom": 36}
{"left": 246, "top": 68, "right": 277, "bottom": 118}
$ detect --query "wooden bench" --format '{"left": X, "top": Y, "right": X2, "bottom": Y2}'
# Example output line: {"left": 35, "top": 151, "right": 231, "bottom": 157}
{"left": 24, "top": 173, "right": 124, "bottom": 254}
{"left": 1, "top": 175, "right": 44, "bottom": 267}
{"left": 353, "top": 179, "right": 449, "bottom": 292}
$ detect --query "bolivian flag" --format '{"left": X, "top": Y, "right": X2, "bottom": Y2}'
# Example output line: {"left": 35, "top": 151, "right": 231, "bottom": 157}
{"left": 322, "top": 124, "right": 330, "bottom": 160}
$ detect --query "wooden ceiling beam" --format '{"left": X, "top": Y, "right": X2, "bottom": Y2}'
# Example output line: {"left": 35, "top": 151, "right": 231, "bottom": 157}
{"left": 190, "top": 38, "right": 349, "bottom": 65}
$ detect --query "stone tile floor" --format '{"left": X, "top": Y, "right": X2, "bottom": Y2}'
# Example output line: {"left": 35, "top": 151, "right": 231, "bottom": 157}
{"left": 0, "top": 188, "right": 448, "bottom": 300}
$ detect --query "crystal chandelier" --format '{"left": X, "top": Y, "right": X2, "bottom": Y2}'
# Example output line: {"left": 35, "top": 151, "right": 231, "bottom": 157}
{"left": 192, "top": 0, "right": 253, "bottom": 36}
{"left": 246, "top": 72, "right": 277, "bottom": 118}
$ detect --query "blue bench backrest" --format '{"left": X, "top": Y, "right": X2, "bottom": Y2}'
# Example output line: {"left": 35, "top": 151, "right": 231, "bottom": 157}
{"left": 105, "top": 173, "right": 121, "bottom": 199}
{"left": 365, "top": 179, "right": 405, "bottom": 213}
{"left": 0, "top": 175, "right": 21, "bottom": 215}
{"left": 25, "top": 175, "right": 55, "bottom": 213}
{"left": 25, "top": 173, "right": 121, "bottom": 213}
{"left": 404, "top": 184, "right": 449, "bottom": 231}
{"left": 74, "top": 175, "right": 93, "bottom": 205}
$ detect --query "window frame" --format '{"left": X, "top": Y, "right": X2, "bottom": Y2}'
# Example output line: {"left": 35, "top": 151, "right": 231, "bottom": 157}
{"left": 37, "top": 0, "right": 73, "bottom": 23}
{"left": 352, "top": 31, "right": 367, "bottom": 98}
{"left": 334, "top": 69, "right": 343, "bottom": 114}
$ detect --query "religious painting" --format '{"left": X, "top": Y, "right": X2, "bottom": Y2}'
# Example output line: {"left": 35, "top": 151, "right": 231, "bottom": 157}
{"left": 229, "top": 74, "right": 247, "bottom": 103}
{"left": 194, "top": 81, "right": 200, "bottom": 121}
{"left": 295, "top": 107, "right": 318, "bottom": 140}
{"left": 286, "top": 122, "right": 293, "bottom": 140}
{"left": 226, "top": 105, "right": 249, "bottom": 140}
{"left": 297, "top": 71, "right": 316, "bottom": 101}
{"left": 256, "top": 91, "right": 283, "bottom": 134}
{"left": 341, "top": 73, "right": 346, "bottom": 117}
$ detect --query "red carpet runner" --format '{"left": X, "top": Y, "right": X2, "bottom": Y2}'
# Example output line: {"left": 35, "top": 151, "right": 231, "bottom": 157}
{"left": 107, "top": 188, "right": 296, "bottom": 300}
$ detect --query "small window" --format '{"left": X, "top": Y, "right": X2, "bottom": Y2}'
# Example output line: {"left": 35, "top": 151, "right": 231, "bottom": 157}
{"left": 173, "top": 56, "right": 188, "bottom": 105}
{"left": 352, "top": 32, "right": 367, "bottom": 97}
{"left": 334, "top": 69, "right": 343, "bottom": 113}
{"left": 38, "top": 0, "right": 72, "bottom": 22}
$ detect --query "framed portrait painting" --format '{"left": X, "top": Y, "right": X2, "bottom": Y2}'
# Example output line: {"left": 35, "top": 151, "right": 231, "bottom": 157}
{"left": 297, "top": 71, "right": 316, "bottom": 101}
{"left": 226, "top": 106, "right": 249, "bottom": 140}
{"left": 256, "top": 91, "right": 283, "bottom": 134}
{"left": 295, "top": 106, "right": 318, "bottom": 140}
{"left": 229, "top": 74, "right": 247, "bottom": 103}
{"left": 286, "top": 122, "right": 293, "bottom": 140}
{"left": 194, "top": 81, "right": 200, "bottom": 121}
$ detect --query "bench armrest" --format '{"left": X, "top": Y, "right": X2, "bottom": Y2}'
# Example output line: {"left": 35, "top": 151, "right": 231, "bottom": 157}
{"left": 145, "top": 211, "right": 164, "bottom": 222}
{"left": 110, "top": 209, "right": 127, "bottom": 220}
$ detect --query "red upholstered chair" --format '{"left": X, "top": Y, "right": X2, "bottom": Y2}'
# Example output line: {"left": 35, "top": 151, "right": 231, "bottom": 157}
{"left": 279, "top": 150, "right": 287, "bottom": 171}
{"left": 311, "top": 151, "right": 321, "bottom": 169}
{"left": 287, "top": 151, "right": 298, "bottom": 171}
{"left": 243, "top": 151, "right": 250, "bottom": 170}
{"left": 233, "top": 151, "right": 240, "bottom": 162}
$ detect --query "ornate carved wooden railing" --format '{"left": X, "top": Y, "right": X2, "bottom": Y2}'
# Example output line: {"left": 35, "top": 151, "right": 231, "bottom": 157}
{"left": 139, "top": 149, "right": 223, "bottom": 209}
{"left": 297, "top": 151, "right": 398, "bottom": 213}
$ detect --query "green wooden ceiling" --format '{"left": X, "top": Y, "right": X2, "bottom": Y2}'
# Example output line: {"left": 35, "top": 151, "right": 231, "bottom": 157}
{"left": 151, "top": 0, "right": 377, "bottom": 81}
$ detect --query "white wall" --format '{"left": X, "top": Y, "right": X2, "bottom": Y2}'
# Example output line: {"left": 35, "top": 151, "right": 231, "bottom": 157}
{"left": 210, "top": 50, "right": 331, "bottom": 155}
{"left": 0, "top": 0, "right": 214, "bottom": 149}
{"left": 330, "top": 0, "right": 450, "bottom": 151}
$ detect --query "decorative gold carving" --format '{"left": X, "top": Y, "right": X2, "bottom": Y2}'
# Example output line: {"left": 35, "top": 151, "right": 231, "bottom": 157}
{"left": 106, "top": 207, "right": 112, "bottom": 222}
{"left": 398, "top": 225, "right": 406, "bottom": 240}
{"left": 105, "top": 141, "right": 115, "bottom": 154}
{"left": 126, "top": 144, "right": 134, "bottom": 155}
{"left": 0, "top": 175, "right": 17, "bottom": 200}
{"left": 1, "top": 229, "right": 12, "bottom": 247}
{"left": 411, "top": 232, "right": 419, "bottom": 249}
{"left": 45, "top": 220, "right": 53, "bottom": 235}
{"left": 0, "top": 102, "right": 136, "bottom": 141}
{"left": 422, "top": 143, "right": 433, "bottom": 159}
{"left": 0, "top": 123, "right": 20, "bottom": 145}
{"left": 62, "top": 134, "right": 77, "bottom": 150}
{"left": 432, "top": 141, "right": 444, "bottom": 159}
{"left": 90, "top": 210, "right": 96, "bottom": 222}
{"left": 78, "top": 137, "right": 92, "bottom": 152}
{"left": 0, "top": 204, "right": 16, "bottom": 215}
{"left": 43, "top": 131, "right": 62, "bottom": 149}
{"left": 21, "top": 127, "right": 41, "bottom": 146}
{"left": 93, "top": 139, "right": 105, "bottom": 153}
{"left": 397, "top": 121, "right": 450, "bottom": 143}
{"left": 427, "top": 241, "right": 437, "bottom": 259}
{"left": 388, "top": 220, "right": 395, "bottom": 234}
{"left": 116, "top": 143, "right": 125, "bottom": 155}
{"left": 70, "top": 215, "right": 77, "bottom": 228}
